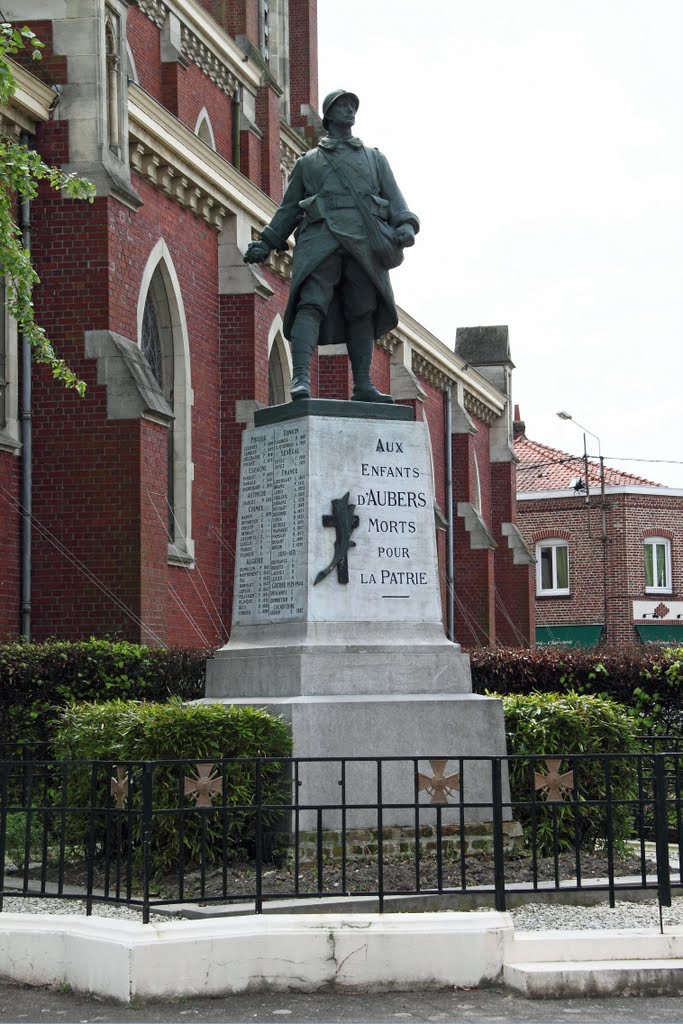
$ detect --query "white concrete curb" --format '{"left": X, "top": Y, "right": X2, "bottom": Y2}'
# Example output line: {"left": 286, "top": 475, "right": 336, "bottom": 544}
{"left": 0, "top": 912, "right": 513, "bottom": 1002}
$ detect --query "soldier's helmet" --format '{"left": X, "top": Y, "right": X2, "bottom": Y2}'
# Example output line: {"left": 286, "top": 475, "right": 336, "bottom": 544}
{"left": 321, "top": 90, "right": 360, "bottom": 130}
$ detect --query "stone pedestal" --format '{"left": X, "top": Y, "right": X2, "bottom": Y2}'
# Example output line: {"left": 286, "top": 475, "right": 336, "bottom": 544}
{"left": 204, "top": 400, "right": 508, "bottom": 827}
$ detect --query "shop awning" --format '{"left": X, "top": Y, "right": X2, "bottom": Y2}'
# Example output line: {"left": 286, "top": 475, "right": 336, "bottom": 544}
{"left": 635, "top": 624, "right": 683, "bottom": 645}
{"left": 536, "top": 625, "right": 604, "bottom": 648}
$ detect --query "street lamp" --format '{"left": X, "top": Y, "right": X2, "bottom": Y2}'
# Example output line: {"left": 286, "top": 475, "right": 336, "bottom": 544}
{"left": 556, "top": 410, "right": 609, "bottom": 640}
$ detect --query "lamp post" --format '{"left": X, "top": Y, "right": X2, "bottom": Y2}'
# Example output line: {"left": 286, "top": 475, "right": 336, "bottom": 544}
{"left": 556, "top": 411, "right": 609, "bottom": 642}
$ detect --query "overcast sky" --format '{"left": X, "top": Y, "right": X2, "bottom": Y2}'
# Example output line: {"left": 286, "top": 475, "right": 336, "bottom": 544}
{"left": 317, "top": 0, "right": 683, "bottom": 488}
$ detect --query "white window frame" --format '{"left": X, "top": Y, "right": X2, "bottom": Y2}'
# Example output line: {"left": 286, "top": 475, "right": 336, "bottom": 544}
{"left": 536, "top": 539, "right": 570, "bottom": 596}
{"left": 644, "top": 537, "right": 672, "bottom": 594}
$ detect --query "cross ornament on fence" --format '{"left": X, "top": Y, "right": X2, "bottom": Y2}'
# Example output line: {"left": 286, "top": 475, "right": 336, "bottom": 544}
{"left": 110, "top": 767, "right": 129, "bottom": 810}
{"left": 534, "top": 758, "right": 574, "bottom": 802}
{"left": 417, "top": 759, "right": 461, "bottom": 805}
{"left": 184, "top": 764, "right": 223, "bottom": 807}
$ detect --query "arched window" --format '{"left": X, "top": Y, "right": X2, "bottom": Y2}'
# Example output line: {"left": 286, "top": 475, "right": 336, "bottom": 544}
{"left": 125, "top": 41, "right": 139, "bottom": 85}
{"left": 195, "top": 109, "right": 216, "bottom": 151}
{"left": 472, "top": 449, "right": 482, "bottom": 514}
{"left": 138, "top": 242, "right": 194, "bottom": 564}
{"left": 141, "top": 270, "right": 175, "bottom": 539}
{"left": 105, "top": 12, "right": 121, "bottom": 153}
{"left": 0, "top": 277, "right": 19, "bottom": 450}
{"left": 267, "top": 319, "right": 291, "bottom": 406}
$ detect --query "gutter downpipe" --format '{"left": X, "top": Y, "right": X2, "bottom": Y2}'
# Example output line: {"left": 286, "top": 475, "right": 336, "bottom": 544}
{"left": 19, "top": 131, "right": 32, "bottom": 640}
{"left": 445, "top": 384, "right": 455, "bottom": 642}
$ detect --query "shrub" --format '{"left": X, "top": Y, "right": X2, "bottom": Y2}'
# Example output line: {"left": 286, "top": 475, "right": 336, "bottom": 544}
{"left": 500, "top": 691, "right": 645, "bottom": 856}
{"left": 471, "top": 645, "right": 683, "bottom": 733}
{"left": 51, "top": 699, "right": 293, "bottom": 878}
{"left": 0, "top": 639, "right": 209, "bottom": 747}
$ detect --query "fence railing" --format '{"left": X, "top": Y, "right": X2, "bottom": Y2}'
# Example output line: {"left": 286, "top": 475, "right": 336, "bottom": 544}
{"left": 1, "top": 751, "right": 681, "bottom": 923}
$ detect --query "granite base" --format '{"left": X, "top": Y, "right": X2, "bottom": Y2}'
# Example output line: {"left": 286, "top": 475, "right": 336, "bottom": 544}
{"left": 198, "top": 691, "right": 509, "bottom": 829}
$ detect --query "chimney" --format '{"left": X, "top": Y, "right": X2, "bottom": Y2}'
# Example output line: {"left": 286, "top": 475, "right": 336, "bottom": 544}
{"left": 513, "top": 404, "right": 526, "bottom": 441}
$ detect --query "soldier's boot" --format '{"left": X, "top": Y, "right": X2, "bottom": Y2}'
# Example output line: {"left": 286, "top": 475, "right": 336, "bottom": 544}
{"left": 290, "top": 323, "right": 319, "bottom": 399}
{"left": 348, "top": 337, "right": 394, "bottom": 403}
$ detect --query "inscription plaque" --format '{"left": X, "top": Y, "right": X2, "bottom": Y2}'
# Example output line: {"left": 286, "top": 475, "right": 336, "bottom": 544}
{"left": 232, "top": 416, "right": 443, "bottom": 630}
{"left": 234, "top": 424, "right": 307, "bottom": 624}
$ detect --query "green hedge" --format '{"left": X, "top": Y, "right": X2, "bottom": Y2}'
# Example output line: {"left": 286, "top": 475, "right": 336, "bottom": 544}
{"left": 0, "top": 639, "right": 209, "bottom": 748}
{"left": 471, "top": 645, "right": 683, "bottom": 733}
{"left": 500, "top": 692, "right": 645, "bottom": 855}
{"left": 52, "top": 699, "right": 293, "bottom": 877}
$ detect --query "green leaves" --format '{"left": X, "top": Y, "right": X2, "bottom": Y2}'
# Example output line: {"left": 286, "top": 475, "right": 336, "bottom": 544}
{"left": 0, "top": 639, "right": 210, "bottom": 748}
{"left": 497, "top": 691, "right": 645, "bottom": 856}
{"left": 0, "top": 25, "right": 95, "bottom": 395}
{"left": 53, "top": 699, "right": 293, "bottom": 878}
{"left": 471, "top": 645, "right": 683, "bottom": 734}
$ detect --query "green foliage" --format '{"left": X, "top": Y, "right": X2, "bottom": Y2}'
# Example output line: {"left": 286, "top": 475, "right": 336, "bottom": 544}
{"left": 0, "top": 24, "right": 94, "bottom": 394}
{"left": 3, "top": 811, "right": 44, "bottom": 870}
{"left": 500, "top": 691, "right": 645, "bottom": 856}
{"left": 471, "top": 645, "right": 683, "bottom": 733}
{"left": 52, "top": 699, "right": 293, "bottom": 877}
{"left": 0, "top": 639, "right": 209, "bottom": 747}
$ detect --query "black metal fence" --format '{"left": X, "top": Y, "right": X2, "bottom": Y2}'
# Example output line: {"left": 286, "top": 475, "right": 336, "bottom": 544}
{"left": 1, "top": 750, "right": 681, "bottom": 923}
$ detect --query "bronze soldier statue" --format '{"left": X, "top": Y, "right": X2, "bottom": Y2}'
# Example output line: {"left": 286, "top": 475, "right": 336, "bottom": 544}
{"left": 244, "top": 89, "right": 419, "bottom": 403}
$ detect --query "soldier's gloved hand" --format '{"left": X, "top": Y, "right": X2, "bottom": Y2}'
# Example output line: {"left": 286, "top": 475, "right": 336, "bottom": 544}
{"left": 395, "top": 224, "right": 416, "bottom": 248}
{"left": 243, "top": 240, "right": 272, "bottom": 264}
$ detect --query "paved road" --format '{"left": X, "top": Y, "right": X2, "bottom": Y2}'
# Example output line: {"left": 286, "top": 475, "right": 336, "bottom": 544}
{"left": 1, "top": 982, "right": 683, "bottom": 1024}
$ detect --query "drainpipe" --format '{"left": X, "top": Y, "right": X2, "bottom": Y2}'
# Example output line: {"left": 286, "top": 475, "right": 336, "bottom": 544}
{"left": 445, "top": 385, "right": 455, "bottom": 642}
{"left": 18, "top": 132, "right": 32, "bottom": 640}
{"left": 232, "top": 84, "right": 241, "bottom": 169}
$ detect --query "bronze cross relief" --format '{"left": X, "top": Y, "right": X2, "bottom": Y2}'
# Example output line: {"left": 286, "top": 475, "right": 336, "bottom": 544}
{"left": 314, "top": 492, "right": 360, "bottom": 585}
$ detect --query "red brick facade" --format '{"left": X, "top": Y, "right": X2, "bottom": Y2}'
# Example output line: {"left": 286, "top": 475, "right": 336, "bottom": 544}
{"left": 0, "top": 0, "right": 533, "bottom": 651}
{"left": 516, "top": 423, "right": 683, "bottom": 646}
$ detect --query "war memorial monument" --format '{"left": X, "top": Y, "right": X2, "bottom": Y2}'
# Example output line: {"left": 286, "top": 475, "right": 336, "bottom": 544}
{"left": 205, "top": 90, "right": 508, "bottom": 827}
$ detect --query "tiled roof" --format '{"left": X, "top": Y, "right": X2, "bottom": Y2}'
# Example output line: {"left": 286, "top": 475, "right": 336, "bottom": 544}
{"left": 515, "top": 435, "right": 662, "bottom": 492}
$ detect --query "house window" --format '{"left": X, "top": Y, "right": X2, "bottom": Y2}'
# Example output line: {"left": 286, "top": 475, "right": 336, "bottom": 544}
{"left": 536, "top": 539, "right": 570, "bottom": 596}
{"left": 644, "top": 537, "right": 672, "bottom": 593}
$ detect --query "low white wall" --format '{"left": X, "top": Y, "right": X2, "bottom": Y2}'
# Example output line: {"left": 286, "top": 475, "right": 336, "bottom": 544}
{"left": 0, "top": 912, "right": 513, "bottom": 1002}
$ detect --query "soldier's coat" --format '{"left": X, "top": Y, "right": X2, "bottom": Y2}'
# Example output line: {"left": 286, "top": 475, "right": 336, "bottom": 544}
{"left": 260, "top": 136, "right": 419, "bottom": 345}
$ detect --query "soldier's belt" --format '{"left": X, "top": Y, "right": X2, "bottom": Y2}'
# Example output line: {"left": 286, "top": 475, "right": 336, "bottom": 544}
{"left": 321, "top": 193, "right": 370, "bottom": 209}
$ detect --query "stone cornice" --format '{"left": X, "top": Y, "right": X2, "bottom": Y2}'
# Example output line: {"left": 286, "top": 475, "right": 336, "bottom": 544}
{"left": 128, "top": 82, "right": 277, "bottom": 229}
{"left": 134, "top": 0, "right": 261, "bottom": 93}
{"left": 464, "top": 393, "right": 497, "bottom": 426}
{"left": 1, "top": 59, "right": 54, "bottom": 134}
{"left": 280, "top": 119, "right": 308, "bottom": 182}
{"left": 390, "top": 306, "right": 505, "bottom": 420}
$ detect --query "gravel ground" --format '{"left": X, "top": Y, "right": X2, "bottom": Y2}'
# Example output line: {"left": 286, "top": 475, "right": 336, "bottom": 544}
{"left": 3, "top": 891, "right": 683, "bottom": 932}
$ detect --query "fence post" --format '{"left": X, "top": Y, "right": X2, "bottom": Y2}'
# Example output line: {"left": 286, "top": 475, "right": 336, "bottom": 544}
{"left": 85, "top": 762, "right": 99, "bottom": 917}
{"left": 255, "top": 760, "right": 263, "bottom": 914}
{"left": 141, "top": 763, "right": 153, "bottom": 926}
{"left": 492, "top": 758, "right": 506, "bottom": 912}
{"left": 654, "top": 754, "right": 671, "bottom": 921}
{"left": 0, "top": 763, "right": 7, "bottom": 912}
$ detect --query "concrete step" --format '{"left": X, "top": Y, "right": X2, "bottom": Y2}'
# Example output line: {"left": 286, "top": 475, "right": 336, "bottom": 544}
{"left": 504, "top": 958, "right": 683, "bottom": 998}
{"left": 507, "top": 928, "right": 683, "bottom": 964}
